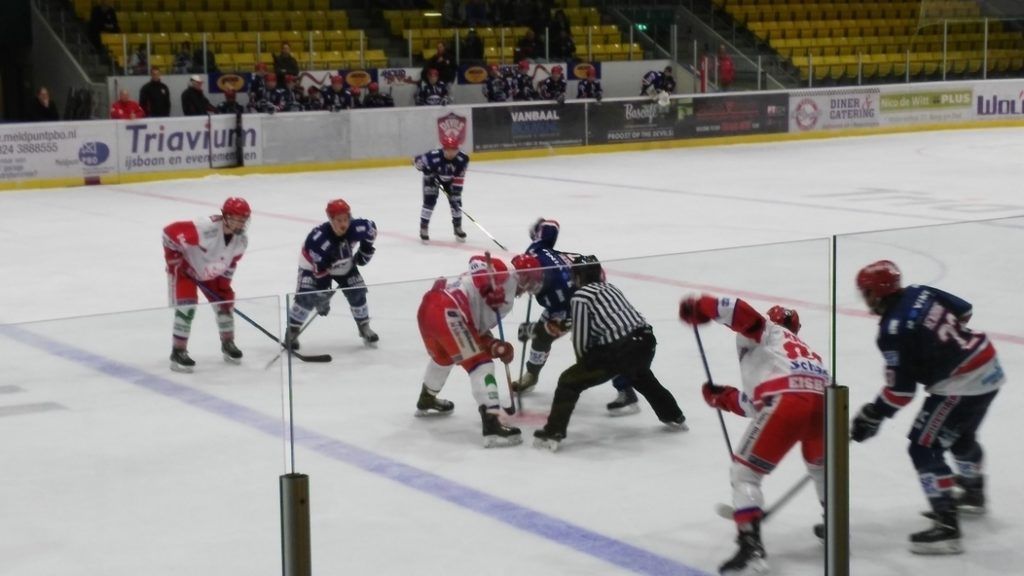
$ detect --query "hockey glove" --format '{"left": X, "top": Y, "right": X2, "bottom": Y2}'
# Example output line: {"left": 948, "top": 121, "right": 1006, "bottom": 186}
{"left": 354, "top": 246, "right": 375, "bottom": 266}
{"left": 851, "top": 403, "right": 884, "bottom": 442}
{"left": 701, "top": 382, "right": 745, "bottom": 416}
{"left": 314, "top": 294, "right": 331, "bottom": 317}
{"left": 517, "top": 321, "right": 534, "bottom": 343}
{"left": 480, "top": 283, "right": 506, "bottom": 309}
{"left": 543, "top": 318, "right": 572, "bottom": 338}
{"left": 487, "top": 339, "right": 514, "bottom": 364}
{"left": 679, "top": 295, "right": 714, "bottom": 325}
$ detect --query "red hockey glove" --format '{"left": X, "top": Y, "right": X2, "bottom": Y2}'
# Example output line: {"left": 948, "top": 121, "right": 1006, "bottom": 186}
{"left": 679, "top": 295, "right": 715, "bottom": 325}
{"left": 487, "top": 339, "right": 514, "bottom": 364}
{"left": 480, "top": 283, "right": 506, "bottom": 308}
{"left": 702, "top": 382, "right": 745, "bottom": 416}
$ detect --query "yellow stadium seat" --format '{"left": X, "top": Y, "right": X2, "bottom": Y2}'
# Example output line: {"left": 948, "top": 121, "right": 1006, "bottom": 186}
{"left": 241, "top": 13, "right": 261, "bottom": 31}
{"left": 207, "top": 0, "right": 227, "bottom": 10}
{"left": 233, "top": 52, "right": 257, "bottom": 69}
{"left": 326, "top": 10, "right": 347, "bottom": 29}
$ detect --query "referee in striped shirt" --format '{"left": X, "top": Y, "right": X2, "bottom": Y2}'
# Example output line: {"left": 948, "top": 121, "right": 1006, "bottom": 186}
{"left": 534, "top": 255, "right": 687, "bottom": 451}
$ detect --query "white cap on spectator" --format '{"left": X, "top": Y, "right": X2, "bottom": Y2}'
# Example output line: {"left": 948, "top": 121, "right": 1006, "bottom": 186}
{"left": 190, "top": 75, "right": 203, "bottom": 84}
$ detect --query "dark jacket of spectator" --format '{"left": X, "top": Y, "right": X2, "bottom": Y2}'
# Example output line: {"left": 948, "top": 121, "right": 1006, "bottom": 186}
{"left": 461, "top": 31, "right": 484, "bottom": 64}
{"left": 422, "top": 44, "right": 456, "bottom": 84}
{"left": 139, "top": 73, "right": 172, "bottom": 117}
{"left": 274, "top": 45, "right": 300, "bottom": 77}
{"left": 516, "top": 30, "right": 542, "bottom": 62}
{"left": 28, "top": 90, "right": 60, "bottom": 122}
{"left": 89, "top": 1, "right": 119, "bottom": 47}
{"left": 181, "top": 80, "right": 214, "bottom": 116}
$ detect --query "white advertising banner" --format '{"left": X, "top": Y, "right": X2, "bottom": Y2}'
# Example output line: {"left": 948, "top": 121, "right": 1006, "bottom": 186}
{"left": 349, "top": 105, "right": 474, "bottom": 159}
{"left": 971, "top": 80, "right": 1024, "bottom": 121}
{"left": 116, "top": 115, "right": 262, "bottom": 174}
{"left": 0, "top": 121, "right": 117, "bottom": 185}
{"left": 789, "top": 89, "right": 881, "bottom": 132}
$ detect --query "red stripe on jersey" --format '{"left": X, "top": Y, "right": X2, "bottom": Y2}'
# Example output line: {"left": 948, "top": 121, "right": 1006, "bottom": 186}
{"left": 952, "top": 341, "right": 995, "bottom": 376}
{"left": 936, "top": 475, "right": 956, "bottom": 490}
{"left": 881, "top": 387, "right": 915, "bottom": 408}
{"left": 733, "top": 507, "right": 764, "bottom": 525}
{"left": 452, "top": 177, "right": 465, "bottom": 186}
{"left": 728, "top": 298, "right": 766, "bottom": 342}
{"left": 732, "top": 454, "right": 771, "bottom": 475}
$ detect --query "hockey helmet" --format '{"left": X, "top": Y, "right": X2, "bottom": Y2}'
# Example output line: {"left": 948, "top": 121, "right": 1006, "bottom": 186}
{"left": 285, "top": 74, "right": 296, "bottom": 84}
{"left": 331, "top": 74, "right": 344, "bottom": 85}
{"left": 440, "top": 135, "right": 460, "bottom": 150}
{"left": 222, "top": 197, "right": 251, "bottom": 219}
{"left": 767, "top": 305, "right": 801, "bottom": 334}
{"left": 265, "top": 73, "right": 278, "bottom": 84}
{"left": 587, "top": 66, "right": 597, "bottom": 79}
{"left": 518, "top": 60, "right": 530, "bottom": 71}
{"left": 368, "top": 81, "right": 379, "bottom": 92}
{"left": 856, "top": 260, "right": 902, "bottom": 314}
{"left": 326, "top": 199, "right": 351, "bottom": 218}
{"left": 511, "top": 253, "right": 544, "bottom": 294}
{"left": 427, "top": 67, "right": 439, "bottom": 78}
{"left": 571, "top": 254, "right": 604, "bottom": 287}
{"left": 551, "top": 65, "right": 563, "bottom": 76}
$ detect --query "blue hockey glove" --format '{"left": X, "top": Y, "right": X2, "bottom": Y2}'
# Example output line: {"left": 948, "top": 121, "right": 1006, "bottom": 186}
{"left": 315, "top": 295, "right": 331, "bottom": 317}
{"left": 851, "top": 403, "right": 883, "bottom": 442}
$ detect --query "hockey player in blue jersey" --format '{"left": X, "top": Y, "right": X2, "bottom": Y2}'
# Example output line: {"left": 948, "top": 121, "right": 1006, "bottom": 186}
{"left": 640, "top": 65, "right": 676, "bottom": 97}
{"left": 413, "top": 135, "right": 469, "bottom": 242}
{"left": 576, "top": 66, "right": 603, "bottom": 101}
{"left": 286, "top": 199, "right": 379, "bottom": 348}
{"left": 514, "top": 218, "right": 640, "bottom": 415}
{"left": 537, "top": 65, "right": 567, "bottom": 103}
{"left": 852, "top": 260, "right": 1005, "bottom": 555}
{"left": 415, "top": 68, "right": 452, "bottom": 106}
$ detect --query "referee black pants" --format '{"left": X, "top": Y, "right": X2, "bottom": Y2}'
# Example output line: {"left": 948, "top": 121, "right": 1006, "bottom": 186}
{"left": 543, "top": 326, "right": 684, "bottom": 436}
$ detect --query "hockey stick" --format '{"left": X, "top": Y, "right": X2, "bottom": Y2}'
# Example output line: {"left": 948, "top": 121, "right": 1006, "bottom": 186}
{"left": 693, "top": 324, "right": 734, "bottom": 457}
{"left": 485, "top": 251, "right": 517, "bottom": 415}
{"left": 195, "top": 280, "right": 332, "bottom": 363}
{"left": 516, "top": 297, "right": 533, "bottom": 401}
{"left": 263, "top": 313, "right": 319, "bottom": 369}
{"left": 715, "top": 475, "right": 814, "bottom": 521}
{"left": 439, "top": 187, "right": 508, "bottom": 251}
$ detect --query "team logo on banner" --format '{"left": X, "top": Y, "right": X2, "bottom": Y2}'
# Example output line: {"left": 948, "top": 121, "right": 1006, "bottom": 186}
{"left": 437, "top": 112, "right": 467, "bottom": 145}
{"left": 793, "top": 97, "right": 820, "bottom": 131}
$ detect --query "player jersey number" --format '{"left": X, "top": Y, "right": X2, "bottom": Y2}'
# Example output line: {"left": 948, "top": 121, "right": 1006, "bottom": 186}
{"left": 936, "top": 312, "right": 981, "bottom": 351}
{"left": 783, "top": 340, "right": 823, "bottom": 363}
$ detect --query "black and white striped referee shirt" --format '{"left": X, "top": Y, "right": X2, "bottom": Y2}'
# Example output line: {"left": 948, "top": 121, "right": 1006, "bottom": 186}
{"left": 571, "top": 282, "right": 648, "bottom": 358}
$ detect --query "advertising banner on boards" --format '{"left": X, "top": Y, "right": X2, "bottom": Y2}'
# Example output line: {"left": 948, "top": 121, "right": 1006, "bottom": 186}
{"left": 472, "top": 102, "right": 586, "bottom": 151}
{"left": 0, "top": 121, "right": 117, "bottom": 185}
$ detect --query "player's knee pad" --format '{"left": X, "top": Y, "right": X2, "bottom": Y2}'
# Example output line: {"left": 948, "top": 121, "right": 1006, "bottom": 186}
{"left": 531, "top": 324, "right": 555, "bottom": 351}
{"left": 908, "top": 442, "right": 946, "bottom": 472}
{"left": 422, "top": 187, "right": 439, "bottom": 207}
{"left": 293, "top": 291, "right": 321, "bottom": 310}
{"left": 730, "top": 462, "right": 766, "bottom": 514}
{"left": 950, "top": 435, "right": 981, "bottom": 461}
{"left": 341, "top": 285, "right": 367, "bottom": 308}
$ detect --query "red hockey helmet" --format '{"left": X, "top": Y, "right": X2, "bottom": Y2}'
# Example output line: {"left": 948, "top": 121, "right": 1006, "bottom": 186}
{"left": 265, "top": 73, "right": 277, "bottom": 83}
{"left": 368, "top": 81, "right": 379, "bottom": 92}
{"left": 427, "top": 67, "right": 439, "bottom": 78}
{"left": 511, "top": 253, "right": 543, "bottom": 294}
{"left": 331, "top": 74, "right": 343, "bottom": 85}
{"left": 285, "top": 74, "right": 296, "bottom": 84}
{"left": 222, "top": 197, "right": 251, "bottom": 218}
{"left": 551, "top": 65, "right": 563, "bottom": 75}
{"left": 518, "top": 60, "right": 529, "bottom": 71}
{"left": 440, "top": 135, "right": 460, "bottom": 150}
{"left": 856, "top": 260, "right": 902, "bottom": 314}
{"left": 767, "top": 305, "right": 801, "bottom": 334}
{"left": 587, "top": 66, "right": 597, "bottom": 79}
{"left": 326, "top": 198, "right": 351, "bottom": 218}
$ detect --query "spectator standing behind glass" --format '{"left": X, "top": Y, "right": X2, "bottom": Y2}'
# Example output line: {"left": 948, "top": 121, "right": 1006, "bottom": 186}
{"left": 89, "top": 0, "right": 119, "bottom": 48}
{"left": 717, "top": 45, "right": 736, "bottom": 91}
{"left": 551, "top": 29, "right": 575, "bottom": 60}
{"left": 461, "top": 29, "right": 484, "bottom": 65}
{"left": 28, "top": 87, "right": 60, "bottom": 122}
{"left": 139, "top": 67, "right": 171, "bottom": 117}
{"left": 550, "top": 9, "right": 571, "bottom": 37}
{"left": 193, "top": 44, "right": 219, "bottom": 74}
{"left": 110, "top": 89, "right": 145, "bottom": 119}
{"left": 422, "top": 43, "right": 456, "bottom": 85}
{"left": 174, "top": 41, "right": 194, "bottom": 74}
{"left": 181, "top": 75, "right": 214, "bottom": 116}
{"left": 129, "top": 44, "right": 148, "bottom": 75}
{"left": 515, "top": 29, "right": 541, "bottom": 62}
{"left": 274, "top": 43, "right": 300, "bottom": 77}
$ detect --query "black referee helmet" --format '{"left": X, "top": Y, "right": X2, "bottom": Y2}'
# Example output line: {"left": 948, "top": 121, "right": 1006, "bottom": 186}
{"left": 571, "top": 254, "right": 604, "bottom": 287}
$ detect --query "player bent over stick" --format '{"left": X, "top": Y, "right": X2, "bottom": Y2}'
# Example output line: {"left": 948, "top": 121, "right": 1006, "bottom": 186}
{"left": 287, "top": 199, "right": 379, "bottom": 349}
{"left": 852, "top": 260, "right": 1005, "bottom": 555}
{"left": 415, "top": 254, "right": 543, "bottom": 448}
{"left": 680, "top": 294, "right": 826, "bottom": 576}
{"left": 162, "top": 197, "right": 251, "bottom": 373}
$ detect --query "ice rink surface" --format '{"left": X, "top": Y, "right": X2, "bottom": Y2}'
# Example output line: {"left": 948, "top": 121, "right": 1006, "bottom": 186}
{"left": 1, "top": 127, "right": 1023, "bottom": 576}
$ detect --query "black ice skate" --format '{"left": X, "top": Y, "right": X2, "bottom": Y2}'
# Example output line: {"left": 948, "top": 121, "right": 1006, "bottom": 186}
{"left": 511, "top": 372, "right": 538, "bottom": 394}
{"left": 170, "top": 348, "right": 196, "bottom": 373}
{"left": 720, "top": 528, "right": 769, "bottom": 576}
{"left": 813, "top": 523, "right": 825, "bottom": 541}
{"left": 285, "top": 325, "right": 301, "bottom": 351}
{"left": 415, "top": 384, "right": 454, "bottom": 417}
{"left": 910, "top": 511, "right": 962, "bottom": 555}
{"left": 419, "top": 224, "right": 429, "bottom": 242}
{"left": 358, "top": 321, "right": 379, "bottom": 345}
{"left": 606, "top": 388, "right": 641, "bottom": 416}
{"left": 453, "top": 223, "right": 467, "bottom": 242}
{"left": 532, "top": 428, "right": 565, "bottom": 452}
{"left": 954, "top": 475, "right": 986, "bottom": 515}
{"left": 480, "top": 406, "right": 522, "bottom": 448}
{"left": 221, "top": 340, "right": 243, "bottom": 364}
{"left": 661, "top": 414, "right": 689, "bottom": 431}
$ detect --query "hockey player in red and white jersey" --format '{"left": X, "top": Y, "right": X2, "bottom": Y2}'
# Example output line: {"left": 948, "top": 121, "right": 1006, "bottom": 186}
{"left": 162, "top": 197, "right": 251, "bottom": 373}
{"left": 680, "top": 294, "right": 827, "bottom": 576}
{"left": 415, "top": 253, "right": 543, "bottom": 448}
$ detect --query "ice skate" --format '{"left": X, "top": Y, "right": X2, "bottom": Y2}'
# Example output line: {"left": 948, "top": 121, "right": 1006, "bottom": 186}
{"left": 419, "top": 224, "right": 429, "bottom": 243}
{"left": 169, "top": 348, "right": 196, "bottom": 373}
{"left": 606, "top": 388, "right": 641, "bottom": 416}
{"left": 532, "top": 428, "right": 565, "bottom": 452}
{"left": 512, "top": 372, "right": 538, "bottom": 394}
{"left": 480, "top": 406, "right": 521, "bottom": 448}
{"left": 720, "top": 529, "right": 769, "bottom": 576}
{"left": 910, "top": 511, "right": 962, "bottom": 555}
{"left": 285, "top": 325, "right": 301, "bottom": 351}
{"left": 954, "top": 476, "right": 986, "bottom": 515}
{"left": 415, "top": 384, "right": 454, "bottom": 417}
{"left": 813, "top": 523, "right": 825, "bottom": 541}
{"left": 358, "top": 321, "right": 379, "bottom": 345}
{"left": 221, "top": 340, "right": 243, "bottom": 364}
{"left": 453, "top": 222, "right": 467, "bottom": 242}
{"left": 661, "top": 414, "right": 689, "bottom": 431}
